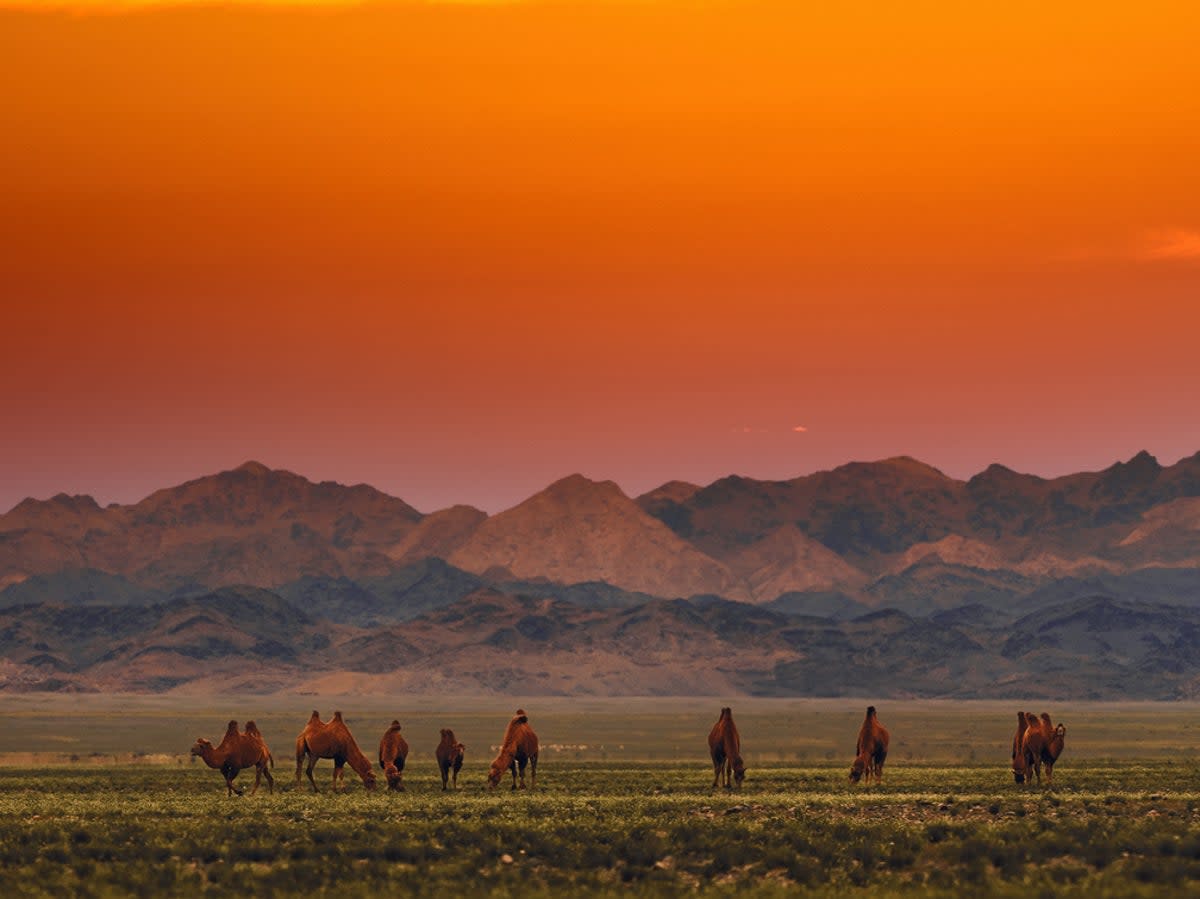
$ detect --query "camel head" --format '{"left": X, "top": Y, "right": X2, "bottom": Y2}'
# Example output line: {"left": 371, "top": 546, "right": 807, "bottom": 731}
{"left": 732, "top": 756, "right": 746, "bottom": 787}
{"left": 487, "top": 760, "right": 506, "bottom": 788}
{"left": 849, "top": 756, "right": 867, "bottom": 784}
{"left": 190, "top": 738, "right": 213, "bottom": 758}
{"left": 384, "top": 764, "right": 402, "bottom": 791}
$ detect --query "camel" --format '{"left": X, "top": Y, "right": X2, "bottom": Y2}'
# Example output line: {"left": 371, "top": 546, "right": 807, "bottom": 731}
{"left": 1011, "top": 711, "right": 1029, "bottom": 784}
{"left": 436, "top": 728, "right": 466, "bottom": 791}
{"left": 1020, "top": 711, "right": 1047, "bottom": 786}
{"left": 849, "top": 705, "right": 889, "bottom": 786}
{"left": 378, "top": 720, "right": 410, "bottom": 792}
{"left": 707, "top": 707, "right": 746, "bottom": 789}
{"left": 295, "top": 710, "right": 378, "bottom": 792}
{"left": 191, "top": 719, "right": 274, "bottom": 797}
{"left": 487, "top": 709, "right": 539, "bottom": 790}
{"left": 1037, "top": 712, "right": 1066, "bottom": 785}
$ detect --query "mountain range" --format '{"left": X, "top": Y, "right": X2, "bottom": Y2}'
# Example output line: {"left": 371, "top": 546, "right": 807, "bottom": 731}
{"left": 2, "top": 452, "right": 1199, "bottom": 698}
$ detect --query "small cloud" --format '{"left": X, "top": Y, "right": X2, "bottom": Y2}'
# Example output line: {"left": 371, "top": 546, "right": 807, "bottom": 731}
{"left": 1136, "top": 228, "right": 1200, "bottom": 262}
{"left": 792, "top": 425, "right": 808, "bottom": 433}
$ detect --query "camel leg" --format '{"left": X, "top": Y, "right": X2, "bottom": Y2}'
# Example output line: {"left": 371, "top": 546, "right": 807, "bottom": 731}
{"left": 529, "top": 755, "right": 537, "bottom": 790}
{"left": 1044, "top": 761, "right": 1054, "bottom": 786}
{"left": 260, "top": 762, "right": 274, "bottom": 795}
{"left": 509, "top": 760, "right": 518, "bottom": 791}
{"left": 223, "top": 766, "right": 243, "bottom": 797}
{"left": 250, "top": 766, "right": 262, "bottom": 795}
{"left": 306, "top": 755, "right": 320, "bottom": 792}
{"left": 334, "top": 760, "right": 345, "bottom": 792}
{"left": 440, "top": 761, "right": 449, "bottom": 791}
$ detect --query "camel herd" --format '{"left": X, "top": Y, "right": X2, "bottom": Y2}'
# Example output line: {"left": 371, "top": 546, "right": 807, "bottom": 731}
{"left": 190, "top": 705, "right": 1066, "bottom": 796}
{"left": 190, "top": 708, "right": 529, "bottom": 796}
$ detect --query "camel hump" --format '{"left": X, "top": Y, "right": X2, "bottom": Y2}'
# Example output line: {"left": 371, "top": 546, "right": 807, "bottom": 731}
{"left": 390, "top": 720, "right": 401, "bottom": 728}
{"left": 245, "top": 721, "right": 259, "bottom": 733}
{"left": 310, "top": 710, "right": 321, "bottom": 720}
{"left": 226, "top": 719, "right": 239, "bottom": 730}
{"left": 866, "top": 705, "right": 876, "bottom": 717}
{"left": 1017, "top": 711, "right": 1026, "bottom": 722}
{"left": 333, "top": 710, "right": 344, "bottom": 720}
{"left": 515, "top": 714, "right": 528, "bottom": 725}
{"left": 440, "top": 728, "right": 451, "bottom": 738}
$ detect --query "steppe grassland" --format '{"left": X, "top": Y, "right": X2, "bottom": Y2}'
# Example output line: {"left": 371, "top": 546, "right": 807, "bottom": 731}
{"left": 0, "top": 697, "right": 1198, "bottom": 896}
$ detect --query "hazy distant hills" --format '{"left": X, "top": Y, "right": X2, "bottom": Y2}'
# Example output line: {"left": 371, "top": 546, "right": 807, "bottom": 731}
{"left": 2, "top": 452, "right": 1200, "bottom": 698}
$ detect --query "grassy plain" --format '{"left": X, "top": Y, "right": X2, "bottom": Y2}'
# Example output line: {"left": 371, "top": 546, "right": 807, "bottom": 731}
{"left": 0, "top": 697, "right": 1198, "bottom": 896}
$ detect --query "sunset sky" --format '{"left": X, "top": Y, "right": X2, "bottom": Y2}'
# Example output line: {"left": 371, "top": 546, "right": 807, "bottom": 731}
{"left": 3, "top": 1, "right": 1199, "bottom": 514}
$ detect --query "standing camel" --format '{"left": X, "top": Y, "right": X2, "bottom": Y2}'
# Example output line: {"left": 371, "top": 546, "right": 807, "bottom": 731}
{"left": 191, "top": 720, "right": 274, "bottom": 796}
{"left": 436, "top": 728, "right": 466, "bottom": 791}
{"left": 295, "top": 710, "right": 377, "bottom": 792}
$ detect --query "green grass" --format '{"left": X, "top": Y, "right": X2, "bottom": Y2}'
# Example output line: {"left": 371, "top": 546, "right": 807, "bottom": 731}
{"left": 1, "top": 762, "right": 1199, "bottom": 897}
{"left": 1, "top": 697, "right": 1199, "bottom": 895}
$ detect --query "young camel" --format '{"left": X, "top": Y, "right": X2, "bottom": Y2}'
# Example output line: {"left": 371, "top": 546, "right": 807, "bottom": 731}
{"left": 191, "top": 720, "right": 274, "bottom": 797}
{"left": 295, "top": 710, "right": 378, "bottom": 792}
{"left": 436, "top": 728, "right": 466, "bottom": 791}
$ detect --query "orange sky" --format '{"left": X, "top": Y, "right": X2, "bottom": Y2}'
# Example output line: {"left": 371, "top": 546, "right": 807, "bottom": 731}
{"left": 3, "top": 1, "right": 1199, "bottom": 513}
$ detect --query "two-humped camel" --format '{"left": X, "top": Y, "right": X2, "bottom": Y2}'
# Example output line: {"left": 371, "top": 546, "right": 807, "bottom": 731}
{"left": 191, "top": 719, "right": 275, "bottom": 796}
{"left": 436, "top": 728, "right": 466, "bottom": 791}
{"left": 1019, "top": 711, "right": 1066, "bottom": 786}
{"left": 378, "top": 720, "right": 410, "bottom": 792}
{"left": 487, "top": 709, "right": 539, "bottom": 790}
{"left": 295, "top": 710, "right": 377, "bottom": 792}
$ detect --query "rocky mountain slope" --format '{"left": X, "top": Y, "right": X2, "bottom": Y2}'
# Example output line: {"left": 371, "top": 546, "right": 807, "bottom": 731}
{"left": 3, "top": 452, "right": 1200, "bottom": 697}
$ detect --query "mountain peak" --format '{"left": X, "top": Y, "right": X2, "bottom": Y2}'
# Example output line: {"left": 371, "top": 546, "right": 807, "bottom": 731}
{"left": 540, "top": 474, "right": 626, "bottom": 502}
{"left": 232, "top": 460, "right": 273, "bottom": 476}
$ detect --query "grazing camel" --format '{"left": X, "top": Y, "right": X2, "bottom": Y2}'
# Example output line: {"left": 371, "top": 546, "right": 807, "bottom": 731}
{"left": 707, "top": 707, "right": 746, "bottom": 789}
{"left": 436, "top": 728, "right": 466, "bottom": 791}
{"left": 1011, "top": 711, "right": 1029, "bottom": 784}
{"left": 378, "top": 720, "right": 410, "bottom": 792}
{"left": 191, "top": 720, "right": 274, "bottom": 797}
{"left": 849, "top": 705, "right": 889, "bottom": 786}
{"left": 487, "top": 709, "right": 539, "bottom": 790}
{"left": 295, "top": 710, "right": 378, "bottom": 792}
